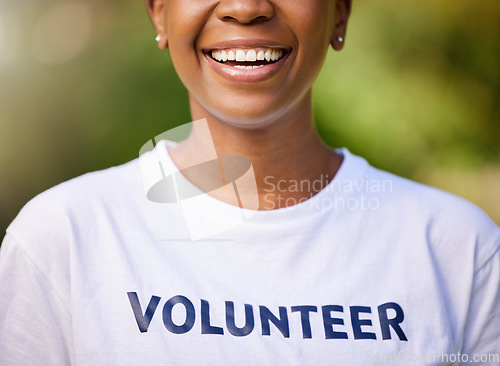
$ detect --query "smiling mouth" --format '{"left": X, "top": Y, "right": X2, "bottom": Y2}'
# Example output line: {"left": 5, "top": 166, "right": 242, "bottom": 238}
{"left": 206, "top": 47, "right": 287, "bottom": 70}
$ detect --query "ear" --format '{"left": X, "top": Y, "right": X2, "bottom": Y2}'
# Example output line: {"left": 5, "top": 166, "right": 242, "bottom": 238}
{"left": 144, "top": 0, "right": 168, "bottom": 50}
{"left": 331, "top": 0, "right": 352, "bottom": 51}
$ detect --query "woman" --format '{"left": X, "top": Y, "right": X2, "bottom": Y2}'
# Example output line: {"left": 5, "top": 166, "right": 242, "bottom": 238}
{"left": 1, "top": 0, "right": 499, "bottom": 365}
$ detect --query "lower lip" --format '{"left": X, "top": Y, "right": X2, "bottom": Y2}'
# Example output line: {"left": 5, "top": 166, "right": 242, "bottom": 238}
{"left": 203, "top": 52, "right": 290, "bottom": 83}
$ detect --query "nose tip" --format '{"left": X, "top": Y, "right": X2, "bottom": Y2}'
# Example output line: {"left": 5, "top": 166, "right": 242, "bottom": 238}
{"left": 216, "top": 0, "right": 275, "bottom": 25}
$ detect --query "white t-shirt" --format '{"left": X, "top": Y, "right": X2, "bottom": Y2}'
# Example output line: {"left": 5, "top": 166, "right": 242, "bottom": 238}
{"left": 1, "top": 140, "right": 499, "bottom": 366}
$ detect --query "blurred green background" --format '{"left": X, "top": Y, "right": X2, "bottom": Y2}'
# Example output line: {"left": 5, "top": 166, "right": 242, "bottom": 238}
{"left": 1, "top": 0, "right": 499, "bottom": 235}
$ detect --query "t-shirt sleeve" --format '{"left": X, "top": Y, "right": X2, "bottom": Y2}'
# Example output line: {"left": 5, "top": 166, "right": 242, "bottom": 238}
{"left": 0, "top": 234, "right": 74, "bottom": 365}
{"left": 461, "top": 243, "right": 500, "bottom": 364}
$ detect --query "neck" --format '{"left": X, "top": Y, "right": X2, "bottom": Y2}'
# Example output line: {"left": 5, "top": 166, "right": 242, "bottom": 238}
{"left": 169, "top": 92, "right": 343, "bottom": 210}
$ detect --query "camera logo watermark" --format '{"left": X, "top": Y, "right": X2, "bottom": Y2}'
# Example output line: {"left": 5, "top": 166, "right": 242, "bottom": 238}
{"left": 139, "top": 119, "right": 258, "bottom": 241}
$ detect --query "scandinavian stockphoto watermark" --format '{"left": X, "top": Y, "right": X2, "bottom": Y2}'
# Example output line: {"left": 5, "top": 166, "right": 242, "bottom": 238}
{"left": 139, "top": 119, "right": 392, "bottom": 240}
{"left": 263, "top": 174, "right": 393, "bottom": 211}
{"left": 365, "top": 350, "right": 500, "bottom": 365}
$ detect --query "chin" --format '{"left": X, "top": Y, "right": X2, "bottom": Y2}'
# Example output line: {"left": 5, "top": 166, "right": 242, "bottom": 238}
{"left": 193, "top": 92, "right": 301, "bottom": 130}
{"left": 209, "top": 104, "right": 293, "bottom": 130}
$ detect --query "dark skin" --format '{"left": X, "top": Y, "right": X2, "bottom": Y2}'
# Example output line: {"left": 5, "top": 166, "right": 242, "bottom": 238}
{"left": 145, "top": 0, "right": 352, "bottom": 209}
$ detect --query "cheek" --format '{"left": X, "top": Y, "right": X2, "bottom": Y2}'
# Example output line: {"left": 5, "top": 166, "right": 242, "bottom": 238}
{"left": 279, "top": 0, "right": 334, "bottom": 41}
{"left": 164, "top": 1, "right": 209, "bottom": 90}
{"left": 279, "top": 0, "right": 335, "bottom": 82}
{"left": 164, "top": 2, "right": 210, "bottom": 57}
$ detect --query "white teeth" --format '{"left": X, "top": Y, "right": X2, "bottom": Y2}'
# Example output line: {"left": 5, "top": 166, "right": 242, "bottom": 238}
{"left": 265, "top": 49, "right": 271, "bottom": 62}
{"left": 211, "top": 51, "right": 222, "bottom": 62}
{"left": 210, "top": 47, "right": 286, "bottom": 68}
{"left": 246, "top": 49, "right": 257, "bottom": 62}
{"left": 236, "top": 50, "right": 246, "bottom": 62}
{"left": 234, "top": 65, "right": 265, "bottom": 70}
{"left": 221, "top": 50, "right": 228, "bottom": 62}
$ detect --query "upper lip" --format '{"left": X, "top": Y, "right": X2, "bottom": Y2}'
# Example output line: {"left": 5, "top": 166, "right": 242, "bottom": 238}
{"left": 201, "top": 38, "right": 292, "bottom": 52}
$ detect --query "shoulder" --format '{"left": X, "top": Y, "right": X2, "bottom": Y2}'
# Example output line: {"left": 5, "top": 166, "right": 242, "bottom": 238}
{"left": 338, "top": 149, "right": 499, "bottom": 271}
{"left": 6, "top": 158, "right": 143, "bottom": 254}
{"left": 2, "top": 158, "right": 143, "bottom": 308}
{"left": 363, "top": 159, "right": 500, "bottom": 270}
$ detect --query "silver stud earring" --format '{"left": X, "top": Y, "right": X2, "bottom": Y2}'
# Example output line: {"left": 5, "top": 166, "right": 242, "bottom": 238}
{"left": 155, "top": 35, "right": 161, "bottom": 42}
{"left": 337, "top": 36, "right": 344, "bottom": 44}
